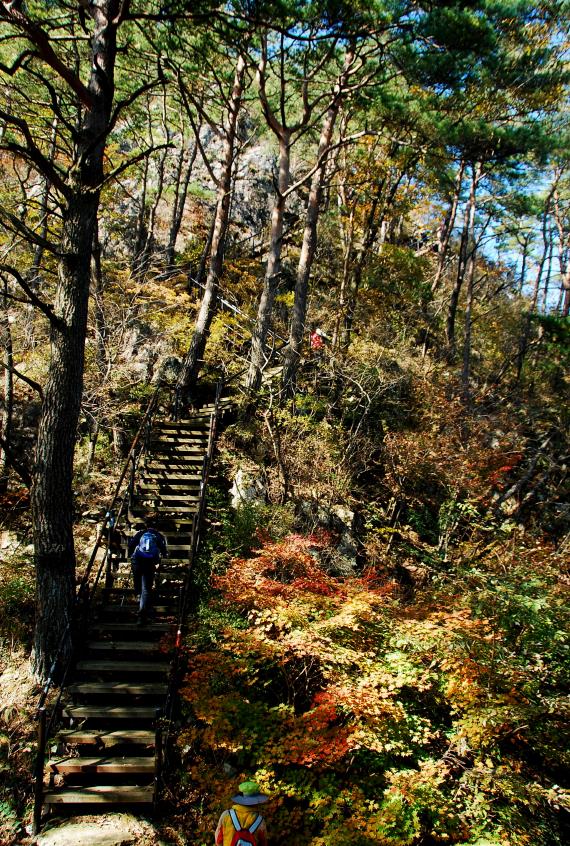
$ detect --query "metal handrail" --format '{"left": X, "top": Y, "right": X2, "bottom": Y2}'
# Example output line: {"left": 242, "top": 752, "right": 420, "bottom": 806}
{"left": 162, "top": 375, "right": 225, "bottom": 728}
{"left": 186, "top": 272, "right": 289, "bottom": 346}
{"left": 32, "top": 380, "right": 168, "bottom": 834}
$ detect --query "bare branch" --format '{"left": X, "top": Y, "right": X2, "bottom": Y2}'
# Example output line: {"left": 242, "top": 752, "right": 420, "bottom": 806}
{"left": 3, "top": 359, "right": 44, "bottom": 398}
{"left": 0, "top": 110, "right": 70, "bottom": 197}
{"left": 0, "top": 47, "right": 34, "bottom": 75}
{"left": 0, "top": 433, "right": 32, "bottom": 488}
{"left": 0, "top": 1, "right": 95, "bottom": 109}
{"left": 0, "top": 263, "right": 64, "bottom": 328}
{"left": 102, "top": 142, "right": 174, "bottom": 187}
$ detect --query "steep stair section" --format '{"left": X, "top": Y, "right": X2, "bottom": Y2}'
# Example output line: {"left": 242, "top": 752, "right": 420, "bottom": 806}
{"left": 41, "top": 401, "right": 223, "bottom": 816}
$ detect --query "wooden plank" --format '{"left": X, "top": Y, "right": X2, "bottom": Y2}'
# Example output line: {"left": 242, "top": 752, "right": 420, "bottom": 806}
{"left": 143, "top": 493, "right": 200, "bottom": 501}
{"left": 49, "top": 756, "right": 155, "bottom": 775}
{"left": 75, "top": 660, "right": 169, "bottom": 674}
{"left": 92, "top": 623, "right": 171, "bottom": 634}
{"left": 62, "top": 706, "right": 157, "bottom": 719}
{"left": 87, "top": 641, "right": 161, "bottom": 654}
{"left": 44, "top": 785, "right": 154, "bottom": 804}
{"left": 145, "top": 460, "right": 203, "bottom": 468}
{"left": 57, "top": 729, "right": 155, "bottom": 747}
{"left": 138, "top": 484, "right": 201, "bottom": 492}
{"left": 68, "top": 682, "right": 166, "bottom": 696}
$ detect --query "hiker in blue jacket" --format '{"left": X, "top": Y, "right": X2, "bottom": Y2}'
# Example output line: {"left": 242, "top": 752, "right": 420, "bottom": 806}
{"left": 128, "top": 517, "right": 168, "bottom": 625}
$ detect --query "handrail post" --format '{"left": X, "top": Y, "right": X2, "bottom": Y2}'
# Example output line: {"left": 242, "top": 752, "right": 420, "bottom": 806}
{"left": 32, "top": 706, "right": 47, "bottom": 835}
{"left": 153, "top": 707, "right": 163, "bottom": 815}
{"left": 127, "top": 454, "right": 136, "bottom": 521}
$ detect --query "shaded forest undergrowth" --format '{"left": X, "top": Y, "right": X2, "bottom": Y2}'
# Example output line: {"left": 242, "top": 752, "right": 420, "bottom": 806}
{"left": 164, "top": 366, "right": 569, "bottom": 846}
{"left": 1, "top": 358, "right": 569, "bottom": 846}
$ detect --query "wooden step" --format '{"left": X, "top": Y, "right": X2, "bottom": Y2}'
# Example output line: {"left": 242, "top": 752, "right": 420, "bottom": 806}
{"left": 87, "top": 641, "right": 162, "bottom": 655}
{"left": 44, "top": 785, "right": 154, "bottom": 804}
{"left": 138, "top": 483, "right": 201, "bottom": 493}
{"left": 152, "top": 442, "right": 206, "bottom": 451}
{"left": 134, "top": 493, "right": 200, "bottom": 503}
{"left": 49, "top": 756, "right": 155, "bottom": 775}
{"left": 57, "top": 729, "right": 155, "bottom": 747}
{"left": 153, "top": 433, "right": 208, "bottom": 441}
{"left": 91, "top": 623, "right": 171, "bottom": 635}
{"left": 142, "top": 464, "right": 204, "bottom": 476}
{"left": 68, "top": 682, "right": 167, "bottom": 697}
{"left": 154, "top": 433, "right": 207, "bottom": 440}
{"left": 75, "top": 660, "right": 169, "bottom": 674}
{"left": 141, "top": 472, "right": 202, "bottom": 481}
{"left": 63, "top": 705, "right": 158, "bottom": 720}
{"left": 96, "top": 604, "right": 176, "bottom": 617}
{"left": 159, "top": 421, "right": 210, "bottom": 429}
{"left": 131, "top": 505, "right": 199, "bottom": 515}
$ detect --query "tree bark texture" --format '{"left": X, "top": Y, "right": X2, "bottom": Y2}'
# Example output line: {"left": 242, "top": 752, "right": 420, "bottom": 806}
{"left": 178, "top": 53, "right": 247, "bottom": 400}
{"left": 341, "top": 158, "right": 412, "bottom": 353}
{"left": 31, "top": 1, "right": 120, "bottom": 681}
{"left": 432, "top": 158, "right": 465, "bottom": 293}
{"left": 132, "top": 156, "right": 150, "bottom": 272}
{"left": 461, "top": 164, "right": 482, "bottom": 396}
{"left": 165, "top": 142, "right": 197, "bottom": 268}
{"left": 516, "top": 196, "right": 552, "bottom": 381}
{"left": 446, "top": 164, "right": 480, "bottom": 354}
{"left": 281, "top": 47, "right": 356, "bottom": 394}
{"left": 247, "top": 132, "right": 291, "bottom": 391}
{"left": 0, "top": 278, "right": 13, "bottom": 494}
{"left": 552, "top": 181, "right": 570, "bottom": 317}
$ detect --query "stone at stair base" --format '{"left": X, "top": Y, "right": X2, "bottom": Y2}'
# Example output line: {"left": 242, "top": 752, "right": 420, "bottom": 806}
{"left": 34, "top": 812, "right": 160, "bottom": 846}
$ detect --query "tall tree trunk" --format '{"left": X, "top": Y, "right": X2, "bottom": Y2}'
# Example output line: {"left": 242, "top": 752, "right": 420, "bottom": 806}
{"left": 342, "top": 157, "right": 413, "bottom": 353}
{"left": 461, "top": 164, "right": 482, "bottom": 396}
{"left": 540, "top": 234, "right": 554, "bottom": 313}
{"left": 31, "top": 1, "right": 120, "bottom": 681}
{"left": 193, "top": 213, "right": 216, "bottom": 289}
{"left": 552, "top": 180, "right": 570, "bottom": 318}
{"left": 281, "top": 47, "right": 355, "bottom": 394}
{"left": 132, "top": 157, "right": 150, "bottom": 272}
{"left": 92, "top": 221, "right": 108, "bottom": 378}
{"left": 560, "top": 269, "right": 570, "bottom": 317}
{"left": 446, "top": 163, "right": 480, "bottom": 355}
{"left": 178, "top": 53, "right": 247, "bottom": 400}
{"left": 247, "top": 131, "right": 291, "bottom": 391}
{"left": 0, "top": 277, "right": 13, "bottom": 494}
{"left": 137, "top": 145, "right": 168, "bottom": 276}
{"left": 331, "top": 141, "right": 356, "bottom": 353}
{"left": 165, "top": 142, "right": 197, "bottom": 269}
{"left": 516, "top": 198, "right": 552, "bottom": 381}
{"left": 518, "top": 231, "right": 532, "bottom": 295}
{"left": 432, "top": 158, "right": 465, "bottom": 293}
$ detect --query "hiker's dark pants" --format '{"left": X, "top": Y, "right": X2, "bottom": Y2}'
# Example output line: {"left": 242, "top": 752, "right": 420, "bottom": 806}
{"left": 131, "top": 558, "right": 157, "bottom": 614}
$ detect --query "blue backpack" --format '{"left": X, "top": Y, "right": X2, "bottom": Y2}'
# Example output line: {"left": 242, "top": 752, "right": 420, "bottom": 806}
{"left": 228, "top": 809, "right": 263, "bottom": 846}
{"left": 135, "top": 530, "right": 160, "bottom": 560}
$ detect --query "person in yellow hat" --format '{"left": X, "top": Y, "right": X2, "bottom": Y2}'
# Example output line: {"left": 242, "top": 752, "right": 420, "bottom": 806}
{"left": 214, "top": 781, "right": 269, "bottom": 846}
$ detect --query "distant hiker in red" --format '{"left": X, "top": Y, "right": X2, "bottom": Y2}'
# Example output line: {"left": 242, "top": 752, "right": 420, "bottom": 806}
{"left": 215, "top": 781, "right": 269, "bottom": 846}
{"left": 309, "top": 325, "right": 326, "bottom": 351}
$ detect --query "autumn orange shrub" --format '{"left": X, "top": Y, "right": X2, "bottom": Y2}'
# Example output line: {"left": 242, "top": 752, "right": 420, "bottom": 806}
{"left": 175, "top": 525, "right": 569, "bottom": 846}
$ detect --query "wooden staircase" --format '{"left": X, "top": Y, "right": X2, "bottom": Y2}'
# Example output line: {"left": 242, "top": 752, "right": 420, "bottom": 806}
{"left": 40, "top": 400, "right": 227, "bottom": 817}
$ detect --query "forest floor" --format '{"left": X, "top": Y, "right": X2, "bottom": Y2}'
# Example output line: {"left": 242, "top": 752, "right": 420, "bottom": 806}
{"left": 30, "top": 814, "right": 162, "bottom": 846}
